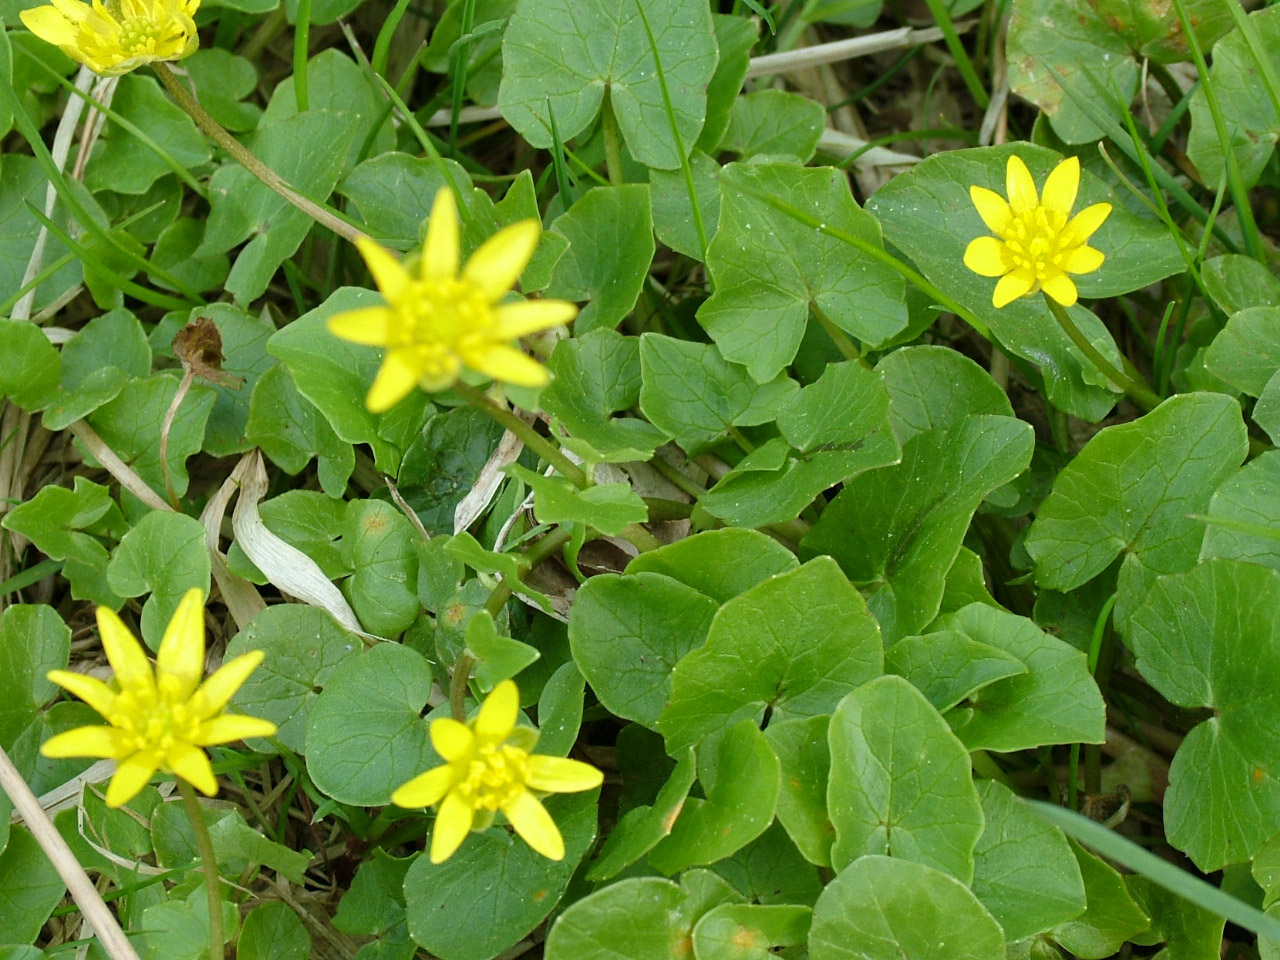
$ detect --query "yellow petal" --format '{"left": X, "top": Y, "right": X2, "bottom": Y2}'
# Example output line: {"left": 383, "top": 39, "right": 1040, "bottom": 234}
{"left": 1040, "top": 156, "right": 1080, "bottom": 216}
{"left": 1041, "top": 271, "right": 1079, "bottom": 307}
{"left": 19, "top": 6, "right": 78, "bottom": 46}
{"left": 327, "top": 306, "right": 396, "bottom": 346}
{"left": 430, "top": 717, "right": 475, "bottom": 762}
{"left": 105, "top": 751, "right": 159, "bottom": 807}
{"left": 189, "top": 650, "right": 264, "bottom": 719}
{"left": 46, "top": 669, "right": 117, "bottom": 719}
{"left": 1005, "top": 154, "right": 1038, "bottom": 215}
{"left": 355, "top": 236, "right": 412, "bottom": 304}
{"left": 992, "top": 268, "right": 1036, "bottom": 308}
{"left": 963, "top": 236, "right": 1010, "bottom": 278}
{"left": 1065, "top": 202, "right": 1112, "bottom": 244}
{"left": 430, "top": 791, "right": 476, "bottom": 863}
{"left": 195, "top": 713, "right": 278, "bottom": 745}
{"left": 156, "top": 588, "right": 205, "bottom": 703}
{"left": 41, "top": 725, "right": 127, "bottom": 759}
{"left": 95, "top": 606, "right": 155, "bottom": 695}
{"left": 525, "top": 755, "right": 604, "bottom": 794}
{"left": 391, "top": 765, "right": 455, "bottom": 809}
{"left": 502, "top": 789, "right": 564, "bottom": 860}
{"left": 463, "top": 220, "right": 540, "bottom": 302}
{"left": 464, "top": 344, "right": 549, "bottom": 388}
{"left": 475, "top": 679, "right": 519, "bottom": 742}
{"left": 492, "top": 300, "right": 577, "bottom": 339}
{"left": 1062, "top": 245, "right": 1105, "bottom": 274}
{"left": 422, "top": 188, "right": 461, "bottom": 281}
{"left": 366, "top": 348, "right": 422, "bottom": 413}
{"left": 49, "top": 0, "right": 91, "bottom": 23}
{"left": 166, "top": 743, "right": 218, "bottom": 796}
{"left": 969, "top": 186, "right": 1012, "bottom": 235}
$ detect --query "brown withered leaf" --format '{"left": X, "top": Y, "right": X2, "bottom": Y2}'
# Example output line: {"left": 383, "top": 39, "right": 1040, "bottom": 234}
{"left": 173, "top": 316, "right": 244, "bottom": 389}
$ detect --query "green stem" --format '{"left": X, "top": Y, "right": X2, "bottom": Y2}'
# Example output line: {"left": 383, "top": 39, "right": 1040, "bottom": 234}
{"left": 178, "top": 781, "right": 223, "bottom": 960}
{"left": 620, "top": 523, "right": 662, "bottom": 553}
{"left": 152, "top": 62, "right": 363, "bottom": 245}
{"left": 293, "top": 0, "right": 311, "bottom": 112}
{"left": 811, "top": 305, "right": 867, "bottom": 366}
{"left": 1043, "top": 296, "right": 1161, "bottom": 412}
{"left": 601, "top": 88, "right": 625, "bottom": 185}
{"left": 450, "top": 652, "right": 476, "bottom": 722}
{"left": 452, "top": 381, "right": 589, "bottom": 489}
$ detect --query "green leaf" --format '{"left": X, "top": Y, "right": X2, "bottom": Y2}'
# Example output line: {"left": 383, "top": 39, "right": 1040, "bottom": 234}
{"left": 827, "top": 675, "right": 983, "bottom": 881}
{"left": 0, "top": 605, "right": 70, "bottom": 752}
{"left": 505, "top": 463, "right": 648, "bottom": 536}
{"left": 691, "top": 903, "right": 811, "bottom": 960}
{"left": 179, "top": 303, "right": 276, "bottom": 457}
{"left": 338, "top": 153, "right": 472, "bottom": 248}
{"left": 658, "top": 556, "right": 883, "bottom": 752}
{"left": 648, "top": 149, "right": 720, "bottom": 260}
{"left": 246, "top": 364, "right": 355, "bottom": 497}
{"left": 885, "top": 630, "right": 1027, "bottom": 714}
{"left": 268, "top": 286, "right": 431, "bottom": 473}
{"left": 808, "top": 855, "right": 1005, "bottom": 960}
{"left": 1006, "top": 0, "right": 1138, "bottom": 144}
{"left": 183, "top": 48, "right": 262, "bottom": 131}
{"left": 866, "top": 143, "right": 1182, "bottom": 420}
{"left": 87, "top": 372, "right": 215, "bottom": 499}
{"left": 721, "top": 89, "right": 826, "bottom": 162}
{"left": 0, "top": 156, "right": 82, "bottom": 314}
{"left": 341, "top": 499, "right": 421, "bottom": 636}
{"left": 699, "top": 162, "right": 907, "bottom": 381}
{"left": 226, "top": 604, "right": 361, "bottom": 753}
{"left": 763, "top": 715, "right": 834, "bottom": 866}
{"left": 712, "top": 818, "right": 823, "bottom": 906}
{"left": 0, "top": 318, "right": 59, "bottom": 411}
{"left": 648, "top": 719, "right": 779, "bottom": 873}
{"left": 334, "top": 850, "right": 414, "bottom": 946}
{"left": 1127, "top": 558, "right": 1280, "bottom": 870}
{"left": 699, "top": 360, "right": 902, "bottom": 528}
{"left": 638, "top": 333, "right": 798, "bottom": 455}
{"left": 804, "top": 414, "right": 1034, "bottom": 641}
{"left": 569, "top": 571, "right": 719, "bottom": 729}
{"left": 465, "top": 609, "right": 539, "bottom": 690}
{"left": 971, "top": 780, "right": 1086, "bottom": 940}
{"left": 1200, "top": 451, "right": 1280, "bottom": 571}
{"left": 149, "top": 217, "right": 230, "bottom": 295}
{"left": 305, "top": 643, "right": 436, "bottom": 806}
{"left": 404, "top": 791, "right": 598, "bottom": 960}
{"left": 0, "top": 828, "right": 65, "bottom": 945}
{"left": 60, "top": 306, "right": 151, "bottom": 386}
{"left": 106, "top": 512, "right": 212, "bottom": 649}
{"left": 1187, "top": 5, "right": 1280, "bottom": 189}
{"left": 540, "top": 329, "right": 669, "bottom": 462}
{"left": 543, "top": 184, "right": 655, "bottom": 333}
{"left": 1050, "top": 840, "right": 1151, "bottom": 959}
{"left": 935, "top": 603, "right": 1106, "bottom": 752}
{"left": 82, "top": 74, "right": 210, "bottom": 196}
{"left": 237, "top": 901, "right": 310, "bottom": 960}
{"left": 1025, "top": 393, "right": 1247, "bottom": 630}
{"left": 498, "top": 0, "right": 717, "bottom": 170}
{"left": 1126, "top": 876, "right": 1226, "bottom": 960}
{"left": 877, "top": 344, "right": 1014, "bottom": 444}
{"left": 198, "top": 110, "right": 356, "bottom": 303}
{"left": 1204, "top": 306, "right": 1280, "bottom": 396}
{"left": 1202, "top": 254, "right": 1280, "bottom": 314}
{"left": 442, "top": 532, "right": 552, "bottom": 613}
{"left": 623, "top": 527, "right": 799, "bottom": 603}
{"left": 588, "top": 745, "right": 696, "bottom": 880}
{"left": 697, "top": 13, "right": 757, "bottom": 153}
{"left": 139, "top": 887, "right": 240, "bottom": 960}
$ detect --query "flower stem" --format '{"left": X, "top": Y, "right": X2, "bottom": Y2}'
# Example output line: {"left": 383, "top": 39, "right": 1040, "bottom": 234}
{"left": 452, "top": 381, "right": 589, "bottom": 489}
{"left": 450, "top": 652, "right": 476, "bottom": 722}
{"left": 177, "top": 780, "right": 223, "bottom": 960}
{"left": 601, "top": 88, "right": 625, "bottom": 185}
{"left": 151, "top": 62, "right": 364, "bottom": 245}
{"left": 1043, "top": 296, "right": 1161, "bottom": 412}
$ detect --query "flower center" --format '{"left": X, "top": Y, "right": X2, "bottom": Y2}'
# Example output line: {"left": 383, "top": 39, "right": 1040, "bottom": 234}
{"left": 395, "top": 278, "right": 494, "bottom": 348}
{"left": 115, "top": 16, "right": 164, "bottom": 55}
{"left": 113, "top": 687, "right": 201, "bottom": 753}
{"left": 1003, "top": 207, "right": 1072, "bottom": 278}
{"left": 455, "top": 743, "right": 530, "bottom": 811}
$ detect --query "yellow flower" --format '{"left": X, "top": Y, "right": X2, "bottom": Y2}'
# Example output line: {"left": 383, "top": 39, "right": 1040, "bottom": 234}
{"left": 41, "top": 588, "right": 277, "bottom": 808}
{"left": 20, "top": 0, "right": 200, "bottom": 77}
{"left": 326, "top": 188, "right": 577, "bottom": 413}
{"left": 963, "top": 154, "right": 1112, "bottom": 309}
{"left": 391, "top": 679, "right": 603, "bottom": 863}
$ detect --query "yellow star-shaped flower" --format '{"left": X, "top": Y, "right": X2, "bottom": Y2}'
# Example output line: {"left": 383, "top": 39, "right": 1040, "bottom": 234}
{"left": 391, "top": 679, "right": 603, "bottom": 863}
{"left": 20, "top": 0, "right": 200, "bottom": 77}
{"left": 327, "top": 188, "right": 577, "bottom": 413}
{"left": 964, "top": 154, "right": 1112, "bottom": 309}
{"left": 41, "top": 588, "right": 277, "bottom": 807}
